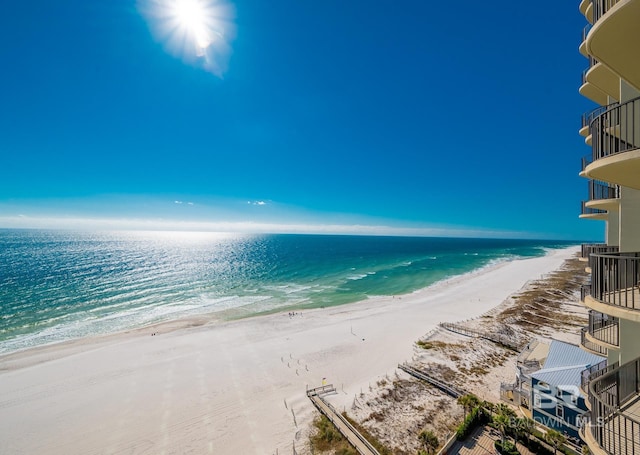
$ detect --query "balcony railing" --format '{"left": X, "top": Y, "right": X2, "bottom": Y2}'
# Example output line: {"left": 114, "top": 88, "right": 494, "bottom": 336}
{"left": 591, "top": 0, "right": 621, "bottom": 24}
{"left": 581, "top": 359, "right": 616, "bottom": 394}
{"left": 581, "top": 327, "right": 609, "bottom": 355}
{"left": 582, "top": 201, "right": 607, "bottom": 215}
{"left": 591, "top": 96, "right": 640, "bottom": 162}
{"left": 582, "top": 245, "right": 620, "bottom": 273}
{"left": 582, "top": 102, "right": 616, "bottom": 131}
{"left": 582, "top": 244, "right": 619, "bottom": 259}
{"left": 582, "top": 283, "right": 592, "bottom": 302}
{"left": 582, "top": 154, "right": 593, "bottom": 172}
{"left": 582, "top": 23, "right": 592, "bottom": 43}
{"left": 589, "top": 180, "right": 620, "bottom": 201}
{"left": 588, "top": 310, "right": 619, "bottom": 346}
{"left": 590, "top": 253, "right": 640, "bottom": 311}
{"left": 588, "top": 357, "right": 640, "bottom": 455}
{"left": 582, "top": 244, "right": 606, "bottom": 259}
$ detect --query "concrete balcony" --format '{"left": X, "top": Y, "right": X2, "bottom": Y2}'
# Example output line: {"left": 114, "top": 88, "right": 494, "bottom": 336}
{"left": 581, "top": 201, "right": 608, "bottom": 220}
{"left": 581, "top": 244, "right": 620, "bottom": 262}
{"left": 585, "top": 253, "right": 640, "bottom": 321}
{"left": 580, "top": 0, "right": 595, "bottom": 23}
{"left": 586, "top": 356, "right": 640, "bottom": 455}
{"left": 581, "top": 359, "right": 617, "bottom": 400}
{"left": 586, "top": 180, "right": 621, "bottom": 214}
{"left": 588, "top": 310, "right": 620, "bottom": 347}
{"left": 584, "top": 96, "right": 640, "bottom": 189}
{"left": 580, "top": 56, "right": 621, "bottom": 103}
{"left": 582, "top": 326, "right": 609, "bottom": 356}
{"left": 580, "top": 102, "right": 619, "bottom": 145}
{"left": 580, "top": 64, "right": 612, "bottom": 106}
{"left": 580, "top": 24, "right": 591, "bottom": 57}
{"left": 586, "top": 0, "right": 640, "bottom": 92}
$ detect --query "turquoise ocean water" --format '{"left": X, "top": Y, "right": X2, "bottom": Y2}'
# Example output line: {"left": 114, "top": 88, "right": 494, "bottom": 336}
{"left": 0, "top": 229, "right": 576, "bottom": 354}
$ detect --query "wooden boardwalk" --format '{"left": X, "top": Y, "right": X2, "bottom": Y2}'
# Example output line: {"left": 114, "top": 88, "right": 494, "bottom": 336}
{"left": 306, "top": 385, "right": 380, "bottom": 455}
{"left": 439, "top": 322, "right": 525, "bottom": 351}
{"left": 398, "top": 363, "right": 464, "bottom": 398}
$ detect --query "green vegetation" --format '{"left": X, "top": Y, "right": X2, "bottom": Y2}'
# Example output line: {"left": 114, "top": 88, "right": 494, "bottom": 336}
{"left": 455, "top": 404, "right": 490, "bottom": 441}
{"left": 492, "top": 404, "right": 517, "bottom": 445}
{"left": 309, "top": 415, "right": 357, "bottom": 455}
{"left": 495, "top": 439, "right": 520, "bottom": 455}
{"left": 457, "top": 393, "right": 480, "bottom": 419}
{"left": 341, "top": 412, "right": 392, "bottom": 455}
{"left": 545, "top": 429, "right": 567, "bottom": 455}
{"left": 417, "top": 429, "right": 439, "bottom": 455}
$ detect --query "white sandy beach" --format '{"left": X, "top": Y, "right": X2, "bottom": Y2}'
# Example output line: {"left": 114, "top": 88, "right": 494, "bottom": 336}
{"left": 0, "top": 246, "right": 579, "bottom": 455}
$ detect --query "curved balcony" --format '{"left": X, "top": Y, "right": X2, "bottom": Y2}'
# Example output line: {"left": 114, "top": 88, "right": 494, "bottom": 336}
{"left": 586, "top": 180, "right": 620, "bottom": 212}
{"left": 581, "top": 201, "right": 608, "bottom": 220}
{"left": 580, "top": 64, "right": 611, "bottom": 106}
{"left": 588, "top": 310, "right": 619, "bottom": 347}
{"left": 581, "top": 359, "right": 617, "bottom": 399}
{"left": 587, "top": 0, "right": 640, "bottom": 91}
{"left": 591, "top": 0, "right": 622, "bottom": 23}
{"left": 587, "top": 356, "right": 640, "bottom": 455}
{"left": 580, "top": 102, "right": 618, "bottom": 142}
{"left": 584, "top": 96, "right": 640, "bottom": 189}
{"left": 582, "top": 283, "right": 593, "bottom": 302}
{"left": 582, "top": 244, "right": 603, "bottom": 262}
{"left": 582, "top": 244, "right": 619, "bottom": 261}
{"left": 580, "top": 0, "right": 595, "bottom": 23}
{"left": 580, "top": 56, "right": 621, "bottom": 103}
{"left": 581, "top": 327, "right": 609, "bottom": 356}
{"left": 579, "top": 24, "right": 591, "bottom": 58}
{"left": 581, "top": 154, "right": 593, "bottom": 178}
{"left": 587, "top": 253, "right": 640, "bottom": 320}
{"left": 586, "top": 246, "right": 620, "bottom": 276}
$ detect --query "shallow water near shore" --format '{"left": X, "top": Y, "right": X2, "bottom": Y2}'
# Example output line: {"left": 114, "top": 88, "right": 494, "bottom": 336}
{"left": 0, "top": 229, "right": 576, "bottom": 353}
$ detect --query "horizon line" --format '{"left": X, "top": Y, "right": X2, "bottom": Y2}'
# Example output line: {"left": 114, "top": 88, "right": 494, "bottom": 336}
{"left": 0, "top": 215, "right": 585, "bottom": 241}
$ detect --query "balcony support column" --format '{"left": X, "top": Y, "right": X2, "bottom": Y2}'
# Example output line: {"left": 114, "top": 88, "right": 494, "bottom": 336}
{"left": 605, "top": 211, "right": 619, "bottom": 246}
{"left": 621, "top": 79, "right": 640, "bottom": 104}
{"left": 619, "top": 187, "right": 640, "bottom": 252}
{"left": 619, "top": 319, "right": 640, "bottom": 364}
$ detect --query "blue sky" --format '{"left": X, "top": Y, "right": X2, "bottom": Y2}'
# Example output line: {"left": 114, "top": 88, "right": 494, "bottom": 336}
{"left": 0, "top": 1, "right": 601, "bottom": 239}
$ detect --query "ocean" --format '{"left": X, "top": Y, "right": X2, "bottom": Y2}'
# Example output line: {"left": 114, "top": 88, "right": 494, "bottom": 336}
{"left": 0, "top": 229, "right": 576, "bottom": 354}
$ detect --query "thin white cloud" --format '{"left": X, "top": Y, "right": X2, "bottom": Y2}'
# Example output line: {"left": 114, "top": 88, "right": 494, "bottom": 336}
{"left": 0, "top": 215, "right": 539, "bottom": 239}
{"left": 174, "top": 200, "right": 183, "bottom": 204}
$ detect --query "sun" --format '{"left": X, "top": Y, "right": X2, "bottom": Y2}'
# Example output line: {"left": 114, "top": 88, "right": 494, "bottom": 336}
{"left": 170, "top": 0, "right": 212, "bottom": 50}
{"left": 138, "top": 0, "right": 236, "bottom": 76}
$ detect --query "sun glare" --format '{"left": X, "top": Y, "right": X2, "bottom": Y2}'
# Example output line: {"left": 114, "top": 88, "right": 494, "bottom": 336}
{"left": 139, "top": 0, "right": 236, "bottom": 76}
{"left": 172, "top": 0, "right": 212, "bottom": 50}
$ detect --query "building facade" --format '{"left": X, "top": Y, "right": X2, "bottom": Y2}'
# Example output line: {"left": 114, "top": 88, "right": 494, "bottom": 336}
{"left": 501, "top": 340, "right": 603, "bottom": 443}
{"left": 577, "top": 1, "right": 640, "bottom": 454}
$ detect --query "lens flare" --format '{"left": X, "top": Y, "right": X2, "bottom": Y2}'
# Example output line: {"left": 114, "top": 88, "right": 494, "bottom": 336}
{"left": 138, "top": 0, "right": 236, "bottom": 77}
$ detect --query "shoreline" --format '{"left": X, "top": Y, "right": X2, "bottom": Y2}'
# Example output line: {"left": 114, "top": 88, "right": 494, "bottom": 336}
{"left": 0, "top": 246, "right": 573, "bottom": 360}
{"left": 0, "top": 245, "right": 580, "bottom": 454}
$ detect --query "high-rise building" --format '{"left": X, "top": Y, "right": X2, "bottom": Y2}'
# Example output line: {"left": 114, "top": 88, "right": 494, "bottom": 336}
{"left": 578, "top": 1, "right": 640, "bottom": 453}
